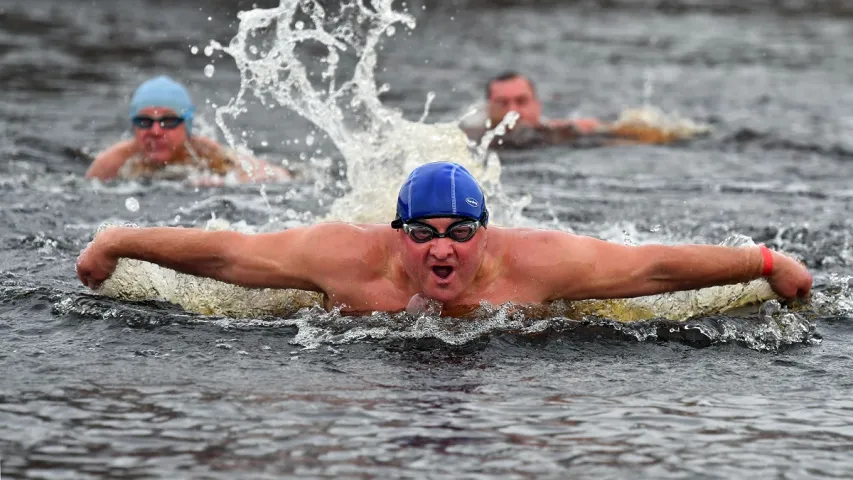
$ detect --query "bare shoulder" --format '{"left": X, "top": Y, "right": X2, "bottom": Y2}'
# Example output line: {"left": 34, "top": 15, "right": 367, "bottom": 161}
{"left": 94, "top": 139, "right": 138, "bottom": 160}
{"left": 493, "top": 226, "right": 592, "bottom": 269}
{"left": 188, "top": 136, "right": 230, "bottom": 161}
{"left": 188, "top": 136, "right": 292, "bottom": 181}
{"left": 294, "top": 222, "right": 390, "bottom": 270}
{"left": 87, "top": 140, "right": 139, "bottom": 179}
{"left": 302, "top": 221, "right": 385, "bottom": 246}
{"left": 189, "top": 136, "right": 224, "bottom": 151}
{"left": 497, "top": 226, "right": 582, "bottom": 246}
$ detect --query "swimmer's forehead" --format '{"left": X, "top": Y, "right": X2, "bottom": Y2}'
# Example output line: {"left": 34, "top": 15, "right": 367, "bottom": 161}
{"left": 489, "top": 77, "right": 535, "bottom": 97}
{"left": 134, "top": 106, "right": 179, "bottom": 117}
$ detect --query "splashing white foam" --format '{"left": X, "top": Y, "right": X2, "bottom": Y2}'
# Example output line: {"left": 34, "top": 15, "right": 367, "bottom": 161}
{"left": 206, "top": 0, "right": 525, "bottom": 225}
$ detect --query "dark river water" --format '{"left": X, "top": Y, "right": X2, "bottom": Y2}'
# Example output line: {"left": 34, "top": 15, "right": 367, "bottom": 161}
{"left": 2, "top": 0, "right": 853, "bottom": 478}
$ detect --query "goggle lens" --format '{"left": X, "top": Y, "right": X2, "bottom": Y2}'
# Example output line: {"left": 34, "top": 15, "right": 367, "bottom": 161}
{"left": 403, "top": 221, "right": 480, "bottom": 243}
{"left": 132, "top": 116, "right": 185, "bottom": 130}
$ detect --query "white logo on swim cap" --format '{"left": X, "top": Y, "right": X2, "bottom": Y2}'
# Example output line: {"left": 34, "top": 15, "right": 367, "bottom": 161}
{"left": 465, "top": 197, "right": 479, "bottom": 208}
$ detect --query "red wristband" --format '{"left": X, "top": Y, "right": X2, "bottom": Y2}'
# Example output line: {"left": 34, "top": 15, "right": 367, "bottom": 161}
{"left": 759, "top": 244, "right": 773, "bottom": 277}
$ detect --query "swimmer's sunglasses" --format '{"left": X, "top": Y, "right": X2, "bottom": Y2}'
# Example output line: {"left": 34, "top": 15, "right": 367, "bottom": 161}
{"left": 399, "top": 220, "right": 481, "bottom": 243}
{"left": 131, "top": 116, "right": 185, "bottom": 130}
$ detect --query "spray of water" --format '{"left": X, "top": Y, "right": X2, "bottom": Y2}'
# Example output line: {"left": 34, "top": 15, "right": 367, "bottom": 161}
{"left": 206, "top": 0, "right": 526, "bottom": 225}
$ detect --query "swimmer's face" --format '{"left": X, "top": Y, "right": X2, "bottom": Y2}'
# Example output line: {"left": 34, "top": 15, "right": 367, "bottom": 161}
{"left": 398, "top": 217, "right": 487, "bottom": 304}
{"left": 132, "top": 107, "right": 188, "bottom": 164}
{"left": 487, "top": 76, "right": 542, "bottom": 128}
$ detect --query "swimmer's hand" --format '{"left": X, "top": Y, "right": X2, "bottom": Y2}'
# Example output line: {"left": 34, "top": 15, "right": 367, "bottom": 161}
{"left": 767, "top": 250, "right": 813, "bottom": 302}
{"left": 76, "top": 230, "right": 120, "bottom": 290}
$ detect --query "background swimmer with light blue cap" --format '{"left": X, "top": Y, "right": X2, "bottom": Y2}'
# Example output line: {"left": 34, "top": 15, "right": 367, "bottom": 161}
{"left": 77, "top": 160, "right": 813, "bottom": 317}
{"left": 86, "top": 75, "right": 292, "bottom": 185}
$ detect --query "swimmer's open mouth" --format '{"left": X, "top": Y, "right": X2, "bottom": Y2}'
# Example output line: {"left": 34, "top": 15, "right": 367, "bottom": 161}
{"left": 432, "top": 266, "right": 454, "bottom": 279}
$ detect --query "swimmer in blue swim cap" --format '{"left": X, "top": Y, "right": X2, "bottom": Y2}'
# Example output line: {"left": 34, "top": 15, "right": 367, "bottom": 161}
{"left": 86, "top": 76, "right": 291, "bottom": 184}
{"left": 78, "top": 161, "right": 813, "bottom": 316}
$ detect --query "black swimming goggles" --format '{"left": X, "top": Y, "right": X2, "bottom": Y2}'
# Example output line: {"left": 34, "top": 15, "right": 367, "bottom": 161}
{"left": 397, "top": 219, "right": 482, "bottom": 243}
{"left": 131, "top": 115, "right": 185, "bottom": 130}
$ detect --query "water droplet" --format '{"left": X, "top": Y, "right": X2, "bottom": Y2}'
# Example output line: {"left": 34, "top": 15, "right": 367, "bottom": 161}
{"left": 261, "top": 140, "right": 269, "bottom": 147}
{"left": 295, "top": 21, "right": 304, "bottom": 30}
{"left": 204, "top": 64, "right": 215, "bottom": 77}
{"left": 190, "top": 46, "right": 199, "bottom": 54}
{"left": 125, "top": 197, "right": 139, "bottom": 212}
{"left": 207, "top": 16, "right": 212, "bottom": 21}
{"left": 305, "top": 134, "right": 315, "bottom": 146}
{"left": 386, "top": 26, "right": 396, "bottom": 36}
{"left": 204, "top": 45, "right": 214, "bottom": 56}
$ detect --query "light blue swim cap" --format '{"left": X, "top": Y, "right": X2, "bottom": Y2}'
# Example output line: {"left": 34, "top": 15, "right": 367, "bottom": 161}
{"left": 129, "top": 76, "right": 195, "bottom": 135}
{"left": 391, "top": 162, "right": 489, "bottom": 228}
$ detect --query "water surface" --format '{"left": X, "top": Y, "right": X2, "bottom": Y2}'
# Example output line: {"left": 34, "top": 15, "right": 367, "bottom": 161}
{"left": 1, "top": 0, "right": 852, "bottom": 478}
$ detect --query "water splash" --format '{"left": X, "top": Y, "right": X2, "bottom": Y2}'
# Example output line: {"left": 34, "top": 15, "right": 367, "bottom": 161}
{"left": 207, "top": 0, "right": 525, "bottom": 226}
{"left": 51, "top": 289, "right": 818, "bottom": 352}
{"left": 608, "top": 105, "right": 712, "bottom": 143}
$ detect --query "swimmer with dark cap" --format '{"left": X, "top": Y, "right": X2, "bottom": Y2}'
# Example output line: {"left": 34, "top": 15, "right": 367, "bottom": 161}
{"left": 77, "top": 161, "right": 812, "bottom": 315}
{"left": 86, "top": 76, "right": 291, "bottom": 184}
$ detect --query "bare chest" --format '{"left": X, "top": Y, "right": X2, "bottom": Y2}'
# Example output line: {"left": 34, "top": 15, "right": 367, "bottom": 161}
{"left": 453, "top": 276, "right": 548, "bottom": 308}
{"left": 321, "top": 274, "right": 548, "bottom": 314}
{"left": 322, "top": 278, "right": 414, "bottom": 314}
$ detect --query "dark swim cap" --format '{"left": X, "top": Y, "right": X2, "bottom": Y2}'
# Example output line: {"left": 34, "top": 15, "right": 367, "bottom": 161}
{"left": 129, "top": 76, "right": 196, "bottom": 135}
{"left": 391, "top": 162, "right": 489, "bottom": 228}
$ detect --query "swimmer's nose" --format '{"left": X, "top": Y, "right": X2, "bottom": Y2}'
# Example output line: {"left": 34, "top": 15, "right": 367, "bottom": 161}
{"left": 428, "top": 238, "right": 454, "bottom": 259}
{"left": 147, "top": 122, "right": 164, "bottom": 135}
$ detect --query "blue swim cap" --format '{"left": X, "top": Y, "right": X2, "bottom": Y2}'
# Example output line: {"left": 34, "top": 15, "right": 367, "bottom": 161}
{"left": 129, "top": 76, "right": 195, "bottom": 135}
{"left": 391, "top": 162, "right": 489, "bottom": 228}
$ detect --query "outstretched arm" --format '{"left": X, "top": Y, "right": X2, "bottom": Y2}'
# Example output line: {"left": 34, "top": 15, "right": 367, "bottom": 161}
{"left": 85, "top": 140, "right": 138, "bottom": 180}
{"left": 76, "top": 223, "right": 372, "bottom": 292}
{"left": 524, "top": 231, "right": 812, "bottom": 302}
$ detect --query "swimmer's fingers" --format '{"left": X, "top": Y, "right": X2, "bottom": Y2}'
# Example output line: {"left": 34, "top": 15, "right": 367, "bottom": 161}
{"left": 75, "top": 257, "right": 104, "bottom": 290}
{"left": 75, "top": 264, "right": 86, "bottom": 286}
{"left": 76, "top": 267, "right": 97, "bottom": 290}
